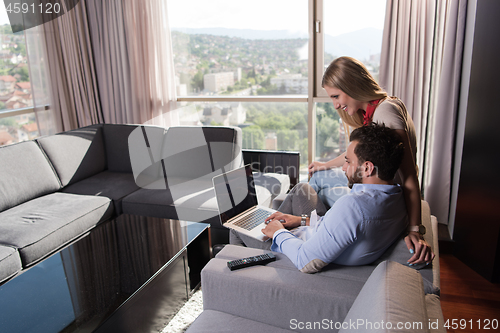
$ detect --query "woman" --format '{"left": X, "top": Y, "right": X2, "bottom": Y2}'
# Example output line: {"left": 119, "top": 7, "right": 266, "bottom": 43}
{"left": 309, "top": 56, "right": 433, "bottom": 265}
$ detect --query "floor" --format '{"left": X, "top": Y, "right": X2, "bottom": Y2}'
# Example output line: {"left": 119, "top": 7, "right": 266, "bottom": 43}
{"left": 439, "top": 254, "right": 500, "bottom": 332}
{"left": 161, "top": 290, "right": 203, "bottom": 333}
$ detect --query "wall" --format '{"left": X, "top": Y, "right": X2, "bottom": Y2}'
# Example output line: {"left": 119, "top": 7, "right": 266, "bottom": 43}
{"left": 453, "top": 0, "right": 500, "bottom": 282}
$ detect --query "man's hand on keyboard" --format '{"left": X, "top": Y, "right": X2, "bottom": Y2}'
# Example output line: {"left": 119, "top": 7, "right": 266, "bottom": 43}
{"left": 265, "top": 212, "right": 301, "bottom": 229}
{"left": 262, "top": 219, "right": 286, "bottom": 238}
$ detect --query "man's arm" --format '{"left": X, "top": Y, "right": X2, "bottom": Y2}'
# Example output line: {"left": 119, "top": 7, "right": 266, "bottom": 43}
{"left": 268, "top": 197, "right": 363, "bottom": 273}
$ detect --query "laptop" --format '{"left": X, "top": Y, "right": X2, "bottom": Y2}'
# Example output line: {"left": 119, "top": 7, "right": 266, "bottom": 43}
{"left": 212, "top": 165, "right": 276, "bottom": 241}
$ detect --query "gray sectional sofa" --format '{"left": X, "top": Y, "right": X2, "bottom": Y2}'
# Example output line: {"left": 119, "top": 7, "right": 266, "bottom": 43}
{"left": 0, "top": 123, "right": 289, "bottom": 284}
{"left": 186, "top": 201, "right": 446, "bottom": 333}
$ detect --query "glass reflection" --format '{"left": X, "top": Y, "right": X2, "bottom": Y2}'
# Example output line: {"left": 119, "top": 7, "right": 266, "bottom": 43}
{"left": 0, "top": 215, "right": 206, "bottom": 332}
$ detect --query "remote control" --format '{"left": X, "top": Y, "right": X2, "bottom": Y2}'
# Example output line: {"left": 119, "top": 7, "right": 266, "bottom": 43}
{"left": 227, "top": 253, "right": 276, "bottom": 271}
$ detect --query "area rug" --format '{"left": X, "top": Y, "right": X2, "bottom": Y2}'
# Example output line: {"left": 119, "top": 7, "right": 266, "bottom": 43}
{"left": 161, "top": 290, "right": 203, "bottom": 333}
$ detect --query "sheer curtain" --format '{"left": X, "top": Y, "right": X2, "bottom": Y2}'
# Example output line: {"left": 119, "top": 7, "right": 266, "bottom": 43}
{"left": 380, "top": 0, "right": 468, "bottom": 225}
{"left": 86, "top": 0, "right": 177, "bottom": 125}
{"left": 24, "top": 25, "right": 61, "bottom": 135}
{"left": 39, "top": 0, "right": 177, "bottom": 129}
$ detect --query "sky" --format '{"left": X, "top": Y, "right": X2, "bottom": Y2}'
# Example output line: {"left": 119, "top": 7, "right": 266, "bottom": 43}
{"left": 0, "top": 1, "right": 8, "bottom": 25}
{"left": 168, "top": 0, "right": 386, "bottom": 37}
{"left": 1, "top": 0, "right": 386, "bottom": 36}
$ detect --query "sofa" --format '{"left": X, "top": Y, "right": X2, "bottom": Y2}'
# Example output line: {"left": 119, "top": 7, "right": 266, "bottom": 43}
{"left": 186, "top": 201, "right": 446, "bottom": 333}
{"left": 0, "top": 123, "right": 290, "bottom": 284}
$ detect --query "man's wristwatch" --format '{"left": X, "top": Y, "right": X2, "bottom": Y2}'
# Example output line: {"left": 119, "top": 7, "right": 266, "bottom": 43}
{"left": 408, "top": 224, "right": 426, "bottom": 235}
{"left": 300, "top": 214, "right": 307, "bottom": 226}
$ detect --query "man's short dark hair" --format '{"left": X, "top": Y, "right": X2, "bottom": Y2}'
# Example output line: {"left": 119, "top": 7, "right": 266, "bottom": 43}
{"left": 349, "top": 123, "right": 405, "bottom": 181}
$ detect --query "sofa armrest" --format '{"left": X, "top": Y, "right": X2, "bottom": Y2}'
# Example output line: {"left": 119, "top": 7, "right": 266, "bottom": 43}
{"left": 421, "top": 200, "right": 441, "bottom": 290}
{"left": 339, "top": 261, "right": 431, "bottom": 333}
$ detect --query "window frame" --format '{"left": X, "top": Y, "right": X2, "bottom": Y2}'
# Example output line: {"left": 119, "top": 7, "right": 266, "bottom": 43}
{"left": 0, "top": 107, "right": 40, "bottom": 119}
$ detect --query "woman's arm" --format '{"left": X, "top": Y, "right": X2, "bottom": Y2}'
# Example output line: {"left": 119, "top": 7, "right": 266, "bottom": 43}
{"left": 308, "top": 151, "right": 346, "bottom": 176}
{"left": 395, "top": 129, "right": 434, "bottom": 264}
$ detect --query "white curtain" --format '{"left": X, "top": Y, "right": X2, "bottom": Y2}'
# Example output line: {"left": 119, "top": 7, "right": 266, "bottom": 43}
{"left": 380, "top": 0, "right": 468, "bottom": 225}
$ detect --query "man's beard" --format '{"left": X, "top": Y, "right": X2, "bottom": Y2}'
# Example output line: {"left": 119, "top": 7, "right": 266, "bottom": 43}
{"left": 347, "top": 167, "right": 363, "bottom": 189}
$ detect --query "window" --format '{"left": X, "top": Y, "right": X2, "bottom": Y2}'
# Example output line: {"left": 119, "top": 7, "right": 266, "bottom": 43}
{"left": 168, "top": 0, "right": 309, "bottom": 97}
{"left": 316, "top": 0, "right": 386, "bottom": 97}
{"left": 168, "top": 0, "right": 386, "bottom": 181}
{"left": 0, "top": 5, "right": 39, "bottom": 145}
{"left": 315, "top": 101, "right": 346, "bottom": 163}
{"left": 314, "top": 0, "right": 386, "bottom": 163}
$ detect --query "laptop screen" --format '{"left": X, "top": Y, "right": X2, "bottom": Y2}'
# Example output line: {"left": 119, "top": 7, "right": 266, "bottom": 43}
{"left": 213, "top": 165, "right": 258, "bottom": 224}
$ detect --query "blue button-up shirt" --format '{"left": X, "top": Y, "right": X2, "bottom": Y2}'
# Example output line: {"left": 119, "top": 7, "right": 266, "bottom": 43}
{"left": 271, "top": 184, "right": 408, "bottom": 273}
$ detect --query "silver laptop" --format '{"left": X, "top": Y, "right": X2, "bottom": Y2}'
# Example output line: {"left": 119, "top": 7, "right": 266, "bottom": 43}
{"left": 212, "top": 165, "right": 276, "bottom": 241}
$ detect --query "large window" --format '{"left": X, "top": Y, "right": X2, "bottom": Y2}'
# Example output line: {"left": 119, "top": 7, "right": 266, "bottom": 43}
{"left": 168, "top": 0, "right": 386, "bottom": 181}
{"left": 0, "top": 5, "right": 38, "bottom": 145}
{"left": 316, "top": 0, "right": 386, "bottom": 96}
{"left": 314, "top": 0, "right": 386, "bottom": 163}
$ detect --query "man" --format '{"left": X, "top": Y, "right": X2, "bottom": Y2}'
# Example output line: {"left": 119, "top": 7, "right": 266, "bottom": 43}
{"left": 231, "top": 123, "right": 408, "bottom": 273}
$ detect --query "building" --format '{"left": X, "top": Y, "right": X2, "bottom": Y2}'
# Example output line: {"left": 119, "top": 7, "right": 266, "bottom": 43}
{"left": 0, "top": 75, "right": 16, "bottom": 95}
{"left": 202, "top": 102, "right": 246, "bottom": 126}
{"left": 20, "top": 123, "right": 38, "bottom": 140}
{"left": 0, "top": 129, "right": 14, "bottom": 145}
{"left": 15, "top": 82, "right": 30, "bottom": 94}
{"left": 5, "top": 94, "right": 30, "bottom": 109}
{"left": 203, "top": 72, "right": 235, "bottom": 92}
{"left": 270, "top": 74, "right": 307, "bottom": 94}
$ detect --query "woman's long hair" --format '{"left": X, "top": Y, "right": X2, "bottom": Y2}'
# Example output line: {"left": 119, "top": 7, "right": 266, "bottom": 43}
{"left": 322, "top": 56, "right": 388, "bottom": 129}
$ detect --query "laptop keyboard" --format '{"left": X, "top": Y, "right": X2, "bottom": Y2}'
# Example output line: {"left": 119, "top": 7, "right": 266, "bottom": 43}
{"left": 233, "top": 208, "right": 272, "bottom": 230}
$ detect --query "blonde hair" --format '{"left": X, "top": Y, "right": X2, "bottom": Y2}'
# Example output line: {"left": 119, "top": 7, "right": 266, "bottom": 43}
{"left": 322, "top": 56, "right": 388, "bottom": 129}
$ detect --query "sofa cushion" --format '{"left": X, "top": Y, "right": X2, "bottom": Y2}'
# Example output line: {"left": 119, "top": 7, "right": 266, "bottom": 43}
{"left": 202, "top": 245, "right": 366, "bottom": 332}
{"left": 0, "top": 246, "right": 22, "bottom": 284}
{"left": 425, "top": 294, "right": 446, "bottom": 333}
{"left": 216, "top": 244, "right": 378, "bottom": 288}
{"left": 62, "top": 171, "right": 139, "bottom": 215}
{"left": 127, "top": 125, "right": 243, "bottom": 190}
{"left": 339, "top": 261, "right": 430, "bottom": 333}
{"left": 0, "top": 193, "right": 112, "bottom": 267}
{"left": 0, "top": 141, "right": 60, "bottom": 212}
{"left": 103, "top": 124, "right": 142, "bottom": 173}
{"left": 122, "top": 177, "right": 216, "bottom": 222}
{"left": 186, "top": 310, "right": 296, "bottom": 333}
{"left": 122, "top": 175, "right": 276, "bottom": 223}
{"left": 36, "top": 125, "right": 106, "bottom": 187}
{"left": 128, "top": 124, "right": 166, "bottom": 188}
{"left": 162, "top": 126, "right": 242, "bottom": 181}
